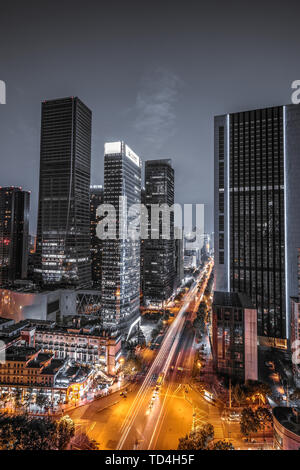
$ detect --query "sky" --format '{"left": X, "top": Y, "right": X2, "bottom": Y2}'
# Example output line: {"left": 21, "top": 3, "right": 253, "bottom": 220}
{"left": 1, "top": 0, "right": 300, "bottom": 236}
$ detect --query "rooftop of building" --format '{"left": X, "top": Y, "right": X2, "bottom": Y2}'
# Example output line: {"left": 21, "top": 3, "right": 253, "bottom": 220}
{"left": 34, "top": 322, "right": 120, "bottom": 339}
{"left": 0, "top": 320, "right": 31, "bottom": 337}
{"left": 0, "top": 283, "right": 76, "bottom": 294}
{"left": 27, "top": 352, "right": 53, "bottom": 368}
{"left": 41, "top": 359, "right": 66, "bottom": 375}
{"left": 214, "top": 103, "right": 299, "bottom": 119}
{"left": 55, "top": 363, "right": 92, "bottom": 387}
{"left": 145, "top": 158, "right": 173, "bottom": 167}
{"left": 213, "top": 291, "right": 255, "bottom": 309}
{"left": 273, "top": 407, "right": 300, "bottom": 437}
{"left": 0, "top": 186, "right": 30, "bottom": 193}
{"left": 0, "top": 317, "right": 14, "bottom": 325}
{"left": 5, "top": 345, "right": 38, "bottom": 362}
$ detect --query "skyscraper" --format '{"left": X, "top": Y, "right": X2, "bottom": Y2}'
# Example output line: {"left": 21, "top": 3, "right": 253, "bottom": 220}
{"left": 214, "top": 104, "right": 300, "bottom": 344}
{"left": 0, "top": 187, "right": 30, "bottom": 285}
{"left": 90, "top": 185, "right": 103, "bottom": 290}
{"left": 35, "top": 97, "right": 92, "bottom": 288}
{"left": 143, "top": 159, "right": 175, "bottom": 307}
{"left": 175, "top": 234, "right": 184, "bottom": 288}
{"left": 101, "top": 142, "right": 142, "bottom": 335}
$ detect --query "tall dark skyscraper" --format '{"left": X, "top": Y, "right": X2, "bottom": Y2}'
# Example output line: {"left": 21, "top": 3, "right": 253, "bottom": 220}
{"left": 0, "top": 186, "right": 30, "bottom": 285}
{"left": 101, "top": 142, "right": 142, "bottom": 334}
{"left": 35, "top": 97, "right": 92, "bottom": 288}
{"left": 90, "top": 185, "right": 103, "bottom": 290}
{"left": 214, "top": 104, "right": 300, "bottom": 344}
{"left": 143, "top": 159, "right": 175, "bottom": 307}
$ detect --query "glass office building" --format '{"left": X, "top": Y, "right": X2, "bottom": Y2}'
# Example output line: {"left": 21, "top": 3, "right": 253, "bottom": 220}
{"left": 214, "top": 105, "right": 300, "bottom": 343}
{"left": 143, "top": 159, "right": 175, "bottom": 307}
{"left": 101, "top": 142, "right": 142, "bottom": 334}
{"left": 35, "top": 97, "right": 92, "bottom": 288}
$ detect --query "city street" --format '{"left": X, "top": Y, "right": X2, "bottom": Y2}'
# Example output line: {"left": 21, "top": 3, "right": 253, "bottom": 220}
{"left": 66, "top": 262, "right": 216, "bottom": 450}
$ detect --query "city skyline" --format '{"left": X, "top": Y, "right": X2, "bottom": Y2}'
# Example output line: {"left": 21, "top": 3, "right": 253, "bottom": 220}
{"left": 1, "top": 0, "right": 300, "bottom": 454}
{"left": 2, "top": 0, "right": 300, "bottom": 237}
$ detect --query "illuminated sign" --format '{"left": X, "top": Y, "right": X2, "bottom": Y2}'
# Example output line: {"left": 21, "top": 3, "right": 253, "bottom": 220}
{"left": 125, "top": 144, "right": 140, "bottom": 167}
{"left": 104, "top": 141, "right": 122, "bottom": 155}
{"left": 0, "top": 80, "right": 6, "bottom": 104}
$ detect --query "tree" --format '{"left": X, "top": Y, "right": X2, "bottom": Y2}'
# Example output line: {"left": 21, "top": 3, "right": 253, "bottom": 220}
{"left": 0, "top": 413, "right": 75, "bottom": 450}
{"left": 232, "top": 383, "right": 246, "bottom": 406}
{"left": 240, "top": 408, "right": 260, "bottom": 437}
{"left": 256, "top": 407, "right": 272, "bottom": 437}
{"left": 56, "top": 415, "right": 75, "bottom": 450}
{"left": 35, "top": 389, "right": 49, "bottom": 410}
{"left": 122, "top": 354, "right": 143, "bottom": 376}
{"left": 14, "top": 388, "right": 23, "bottom": 410}
{"left": 243, "top": 380, "right": 271, "bottom": 405}
{"left": 178, "top": 424, "right": 214, "bottom": 450}
{"left": 211, "top": 440, "right": 235, "bottom": 450}
{"left": 23, "top": 388, "right": 34, "bottom": 411}
{"left": 290, "top": 389, "right": 300, "bottom": 400}
{"left": 70, "top": 431, "right": 99, "bottom": 450}
{"left": 0, "top": 413, "right": 57, "bottom": 450}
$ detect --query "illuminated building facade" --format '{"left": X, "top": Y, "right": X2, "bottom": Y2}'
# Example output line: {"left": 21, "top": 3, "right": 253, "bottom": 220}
{"left": 273, "top": 407, "right": 300, "bottom": 450}
{"left": 90, "top": 185, "right": 104, "bottom": 290}
{"left": 212, "top": 291, "right": 258, "bottom": 382}
{"left": 0, "top": 344, "right": 94, "bottom": 401}
{"left": 101, "top": 142, "right": 142, "bottom": 334}
{"left": 0, "top": 187, "right": 30, "bottom": 286}
{"left": 143, "top": 159, "right": 175, "bottom": 307}
{"left": 214, "top": 104, "right": 300, "bottom": 343}
{"left": 18, "top": 322, "right": 122, "bottom": 375}
{"left": 35, "top": 97, "right": 92, "bottom": 288}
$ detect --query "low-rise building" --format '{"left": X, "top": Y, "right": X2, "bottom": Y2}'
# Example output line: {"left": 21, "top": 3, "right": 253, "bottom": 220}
{"left": 0, "top": 287, "right": 76, "bottom": 322}
{"left": 273, "top": 407, "right": 300, "bottom": 450}
{"left": 212, "top": 291, "right": 258, "bottom": 382}
{"left": 22, "top": 322, "right": 122, "bottom": 375}
{"left": 291, "top": 296, "right": 300, "bottom": 386}
{"left": 0, "top": 317, "right": 15, "bottom": 331}
{"left": 0, "top": 344, "right": 94, "bottom": 402}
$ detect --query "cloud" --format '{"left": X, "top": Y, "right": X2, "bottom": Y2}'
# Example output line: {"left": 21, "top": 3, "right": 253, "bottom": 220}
{"left": 133, "top": 68, "right": 181, "bottom": 153}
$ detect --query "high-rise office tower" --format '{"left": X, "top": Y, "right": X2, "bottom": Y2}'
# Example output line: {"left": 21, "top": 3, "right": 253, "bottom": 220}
{"left": 35, "top": 97, "right": 92, "bottom": 288}
{"left": 140, "top": 187, "right": 146, "bottom": 299}
{"left": 143, "top": 159, "right": 175, "bottom": 307}
{"left": 90, "top": 185, "right": 103, "bottom": 290}
{"left": 214, "top": 105, "right": 300, "bottom": 344}
{"left": 101, "top": 142, "right": 142, "bottom": 334}
{"left": 0, "top": 187, "right": 30, "bottom": 285}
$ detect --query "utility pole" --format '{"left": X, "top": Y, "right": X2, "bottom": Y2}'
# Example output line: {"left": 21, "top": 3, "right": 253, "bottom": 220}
{"left": 229, "top": 378, "right": 232, "bottom": 409}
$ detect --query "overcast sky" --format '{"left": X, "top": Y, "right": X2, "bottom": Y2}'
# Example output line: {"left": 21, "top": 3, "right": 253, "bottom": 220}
{"left": 1, "top": 0, "right": 300, "bottom": 235}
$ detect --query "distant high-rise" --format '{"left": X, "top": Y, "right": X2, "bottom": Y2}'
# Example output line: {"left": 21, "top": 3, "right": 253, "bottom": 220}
{"left": 101, "top": 142, "right": 142, "bottom": 334}
{"left": 214, "top": 105, "right": 300, "bottom": 344}
{"left": 35, "top": 97, "right": 92, "bottom": 288}
{"left": 143, "top": 159, "right": 175, "bottom": 307}
{"left": 175, "top": 231, "right": 184, "bottom": 288}
{"left": 212, "top": 291, "right": 258, "bottom": 382}
{"left": 0, "top": 187, "right": 30, "bottom": 285}
{"left": 90, "top": 185, "right": 103, "bottom": 290}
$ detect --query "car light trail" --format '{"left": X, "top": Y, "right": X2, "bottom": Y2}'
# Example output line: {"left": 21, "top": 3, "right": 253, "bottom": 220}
{"left": 117, "top": 262, "right": 213, "bottom": 450}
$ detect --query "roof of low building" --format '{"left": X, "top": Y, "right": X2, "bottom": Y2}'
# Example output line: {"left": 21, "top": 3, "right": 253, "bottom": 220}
{"left": 273, "top": 407, "right": 300, "bottom": 437}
